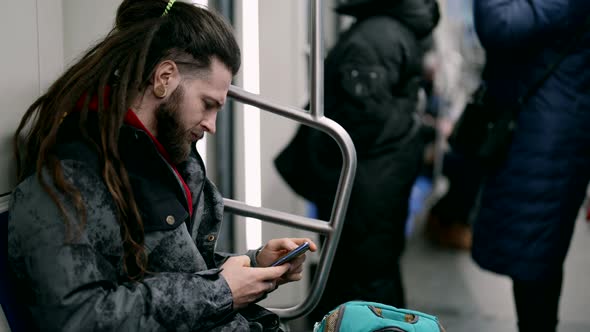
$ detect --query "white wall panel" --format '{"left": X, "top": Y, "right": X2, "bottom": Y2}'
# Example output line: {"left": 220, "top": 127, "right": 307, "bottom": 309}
{"left": 37, "top": 0, "right": 64, "bottom": 89}
{"left": 0, "top": 0, "right": 118, "bottom": 209}
{"left": 0, "top": 0, "right": 38, "bottom": 199}
{"left": 257, "top": 0, "right": 311, "bottom": 242}
{"left": 0, "top": 0, "right": 63, "bottom": 210}
{"left": 62, "top": 0, "right": 120, "bottom": 66}
{"left": 232, "top": 0, "right": 314, "bottom": 308}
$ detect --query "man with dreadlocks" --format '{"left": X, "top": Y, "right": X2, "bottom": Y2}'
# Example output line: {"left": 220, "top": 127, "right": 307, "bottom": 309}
{"left": 7, "top": 1, "right": 316, "bottom": 331}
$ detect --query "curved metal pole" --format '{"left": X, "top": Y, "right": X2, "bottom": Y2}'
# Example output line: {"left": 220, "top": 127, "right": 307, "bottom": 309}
{"left": 226, "top": 0, "right": 356, "bottom": 320}
{"left": 227, "top": 84, "right": 356, "bottom": 320}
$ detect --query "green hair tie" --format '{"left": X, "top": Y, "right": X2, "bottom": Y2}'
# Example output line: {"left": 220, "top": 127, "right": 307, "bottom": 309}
{"left": 162, "top": 0, "right": 176, "bottom": 16}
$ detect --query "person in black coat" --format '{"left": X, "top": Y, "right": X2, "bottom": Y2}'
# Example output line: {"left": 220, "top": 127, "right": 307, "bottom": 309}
{"left": 470, "top": 1, "right": 590, "bottom": 331}
{"left": 275, "top": 0, "right": 440, "bottom": 324}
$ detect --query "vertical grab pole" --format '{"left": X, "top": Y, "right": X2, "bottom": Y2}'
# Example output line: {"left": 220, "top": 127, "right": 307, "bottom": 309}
{"left": 310, "top": 0, "right": 323, "bottom": 119}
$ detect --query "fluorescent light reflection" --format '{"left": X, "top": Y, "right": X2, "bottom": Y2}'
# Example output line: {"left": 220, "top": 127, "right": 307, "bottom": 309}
{"left": 195, "top": 138, "right": 207, "bottom": 168}
{"left": 242, "top": 1, "right": 262, "bottom": 249}
{"left": 191, "top": 0, "right": 208, "bottom": 6}
{"left": 193, "top": 0, "right": 208, "bottom": 165}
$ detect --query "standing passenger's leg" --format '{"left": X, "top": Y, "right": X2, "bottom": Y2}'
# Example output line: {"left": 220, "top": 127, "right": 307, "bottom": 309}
{"left": 512, "top": 270, "right": 563, "bottom": 332}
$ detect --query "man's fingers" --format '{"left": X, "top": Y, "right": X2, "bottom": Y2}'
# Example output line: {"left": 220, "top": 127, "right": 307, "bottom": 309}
{"left": 290, "top": 238, "right": 317, "bottom": 252}
{"left": 266, "top": 238, "right": 318, "bottom": 252}
{"left": 283, "top": 272, "right": 303, "bottom": 282}
{"left": 266, "top": 238, "right": 298, "bottom": 251}
{"left": 289, "top": 264, "right": 304, "bottom": 274}
{"left": 266, "top": 280, "right": 278, "bottom": 292}
{"left": 257, "top": 264, "right": 291, "bottom": 279}
{"left": 224, "top": 255, "right": 251, "bottom": 267}
{"left": 290, "top": 254, "right": 306, "bottom": 266}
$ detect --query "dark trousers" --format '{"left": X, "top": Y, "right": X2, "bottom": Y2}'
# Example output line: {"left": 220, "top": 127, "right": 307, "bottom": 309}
{"left": 307, "top": 258, "right": 405, "bottom": 326}
{"left": 430, "top": 151, "right": 484, "bottom": 226}
{"left": 512, "top": 271, "right": 563, "bottom": 332}
{"left": 306, "top": 135, "right": 423, "bottom": 327}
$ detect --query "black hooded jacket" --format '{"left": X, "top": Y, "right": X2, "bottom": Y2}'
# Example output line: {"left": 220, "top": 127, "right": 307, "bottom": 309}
{"left": 276, "top": 0, "right": 440, "bottom": 206}
{"left": 276, "top": 0, "right": 440, "bottom": 317}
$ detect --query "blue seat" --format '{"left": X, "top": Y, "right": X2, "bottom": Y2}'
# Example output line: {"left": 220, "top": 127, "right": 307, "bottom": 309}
{"left": 1, "top": 210, "right": 35, "bottom": 332}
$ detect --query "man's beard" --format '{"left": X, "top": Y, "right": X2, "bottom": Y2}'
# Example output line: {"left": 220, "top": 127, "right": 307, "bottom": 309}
{"left": 156, "top": 85, "right": 192, "bottom": 165}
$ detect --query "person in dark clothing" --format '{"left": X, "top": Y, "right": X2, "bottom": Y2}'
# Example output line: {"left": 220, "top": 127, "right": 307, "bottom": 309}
{"left": 275, "top": 0, "right": 439, "bottom": 325}
{"left": 425, "top": 150, "right": 480, "bottom": 250}
{"left": 7, "top": 1, "right": 317, "bottom": 331}
{"left": 470, "top": 1, "right": 590, "bottom": 331}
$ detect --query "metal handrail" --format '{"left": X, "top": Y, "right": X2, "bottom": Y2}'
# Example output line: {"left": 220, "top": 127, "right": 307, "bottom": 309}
{"left": 224, "top": 0, "right": 357, "bottom": 320}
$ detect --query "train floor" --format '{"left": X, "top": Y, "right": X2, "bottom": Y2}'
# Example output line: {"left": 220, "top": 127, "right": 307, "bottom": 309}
{"left": 287, "top": 208, "right": 590, "bottom": 332}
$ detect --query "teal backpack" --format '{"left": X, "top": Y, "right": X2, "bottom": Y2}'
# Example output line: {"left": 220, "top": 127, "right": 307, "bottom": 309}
{"left": 313, "top": 301, "right": 444, "bottom": 332}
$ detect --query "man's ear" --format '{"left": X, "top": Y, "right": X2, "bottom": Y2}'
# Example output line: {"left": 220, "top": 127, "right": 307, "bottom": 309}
{"left": 152, "top": 60, "right": 180, "bottom": 99}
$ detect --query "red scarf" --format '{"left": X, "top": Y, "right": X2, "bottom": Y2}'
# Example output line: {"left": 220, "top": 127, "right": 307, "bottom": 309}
{"left": 74, "top": 88, "right": 194, "bottom": 217}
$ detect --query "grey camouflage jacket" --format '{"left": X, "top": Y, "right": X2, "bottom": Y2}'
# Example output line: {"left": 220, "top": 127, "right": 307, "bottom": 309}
{"left": 7, "top": 118, "right": 279, "bottom": 331}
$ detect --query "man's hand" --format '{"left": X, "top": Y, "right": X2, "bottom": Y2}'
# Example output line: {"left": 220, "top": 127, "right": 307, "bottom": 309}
{"left": 255, "top": 238, "right": 318, "bottom": 285}
{"left": 220, "top": 255, "right": 290, "bottom": 309}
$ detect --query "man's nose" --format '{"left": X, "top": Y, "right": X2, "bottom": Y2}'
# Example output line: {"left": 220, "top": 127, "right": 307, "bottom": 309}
{"left": 202, "top": 112, "right": 217, "bottom": 134}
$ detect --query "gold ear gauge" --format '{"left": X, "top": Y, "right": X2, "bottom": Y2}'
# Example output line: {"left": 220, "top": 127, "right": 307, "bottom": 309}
{"left": 154, "top": 85, "right": 167, "bottom": 98}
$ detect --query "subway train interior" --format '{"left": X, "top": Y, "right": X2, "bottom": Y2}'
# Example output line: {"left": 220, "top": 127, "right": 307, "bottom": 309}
{"left": 1, "top": 0, "right": 589, "bottom": 331}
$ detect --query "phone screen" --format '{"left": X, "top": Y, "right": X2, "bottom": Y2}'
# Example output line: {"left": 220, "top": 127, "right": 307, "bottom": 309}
{"left": 270, "top": 242, "right": 310, "bottom": 267}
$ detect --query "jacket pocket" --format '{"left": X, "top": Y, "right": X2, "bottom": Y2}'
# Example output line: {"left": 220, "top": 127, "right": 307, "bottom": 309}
{"left": 340, "top": 65, "right": 388, "bottom": 98}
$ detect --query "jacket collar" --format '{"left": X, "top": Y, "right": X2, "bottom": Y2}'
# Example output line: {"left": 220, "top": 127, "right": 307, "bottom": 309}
{"left": 68, "top": 87, "right": 200, "bottom": 228}
{"left": 118, "top": 124, "right": 204, "bottom": 232}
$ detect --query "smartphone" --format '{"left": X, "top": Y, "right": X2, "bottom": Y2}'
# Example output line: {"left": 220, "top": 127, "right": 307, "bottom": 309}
{"left": 270, "top": 242, "right": 310, "bottom": 267}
